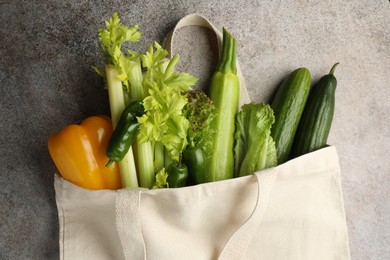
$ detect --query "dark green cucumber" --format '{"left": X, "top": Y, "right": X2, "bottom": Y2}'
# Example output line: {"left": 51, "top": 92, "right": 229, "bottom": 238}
{"left": 291, "top": 63, "right": 338, "bottom": 158}
{"left": 270, "top": 67, "right": 311, "bottom": 164}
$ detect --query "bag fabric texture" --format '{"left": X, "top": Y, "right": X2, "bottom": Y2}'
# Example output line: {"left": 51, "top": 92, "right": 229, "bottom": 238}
{"left": 54, "top": 14, "right": 350, "bottom": 260}
{"left": 55, "top": 146, "right": 350, "bottom": 260}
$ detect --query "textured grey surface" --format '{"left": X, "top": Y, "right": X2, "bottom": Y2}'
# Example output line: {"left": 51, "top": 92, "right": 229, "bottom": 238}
{"left": 1, "top": 0, "right": 389, "bottom": 259}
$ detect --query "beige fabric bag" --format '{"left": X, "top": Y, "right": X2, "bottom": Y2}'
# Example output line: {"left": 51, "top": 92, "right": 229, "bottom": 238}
{"left": 54, "top": 14, "right": 350, "bottom": 260}
{"left": 55, "top": 146, "right": 350, "bottom": 260}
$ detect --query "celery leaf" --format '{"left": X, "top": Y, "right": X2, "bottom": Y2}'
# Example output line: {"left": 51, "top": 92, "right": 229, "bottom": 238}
{"left": 138, "top": 85, "right": 190, "bottom": 161}
{"left": 163, "top": 72, "right": 198, "bottom": 92}
{"left": 98, "top": 12, "right": 142, "bottom": 65}
{"left": 152, "top": 168, "right": 169, "bottom": 189}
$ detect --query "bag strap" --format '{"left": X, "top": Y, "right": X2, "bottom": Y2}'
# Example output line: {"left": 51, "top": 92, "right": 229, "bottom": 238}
{"left": 116, "top": 15, "right": 256, "bottom": 260}
{"left": 116, "top": 169, "right": 278, "bottom": 260}
{"left": 218, "top": 168, "right": 278, "bottom": 260}
{"left": 164, "top": 15, "right": 276, "bottom": 258}
{"left": 163, "top": 13, "right": 251, "bottom": 107}
{"left": 116, "top": 188, "right": 146, "bottom": 260}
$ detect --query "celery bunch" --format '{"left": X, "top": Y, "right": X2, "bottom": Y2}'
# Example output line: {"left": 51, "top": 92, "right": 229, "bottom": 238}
{"left": 95, "top": 13, "right": 197, "bottom": 188}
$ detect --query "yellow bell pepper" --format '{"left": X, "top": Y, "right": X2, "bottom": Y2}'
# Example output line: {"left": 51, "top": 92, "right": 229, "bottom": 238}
{"left": 48, "top": 115, "right": 122, "bottom": 190}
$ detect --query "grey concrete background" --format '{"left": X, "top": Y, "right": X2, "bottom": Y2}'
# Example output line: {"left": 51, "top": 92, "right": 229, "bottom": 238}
{"left": 1, "top": 0, "right": 389, "bottom": 259}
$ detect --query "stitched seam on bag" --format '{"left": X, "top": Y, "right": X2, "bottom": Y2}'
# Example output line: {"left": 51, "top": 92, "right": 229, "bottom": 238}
{"left": 138, "top": 190, "right": 147, "bottom": 260}
{"left": 117, "top": 190, "right": 139, "bottom": 259}
{"left": 332, "top": 167, "right": 351, "bottom": 260}
{"left": 55, "top": 177, "right": 66, "bottom": 260}
{"left": 114, "top": 190, "right": 123, "bottom": 258}
{"left": 60, "top": 206, "right": 65, "bottom": 260}
{"left": 115, "top": 190, "right": 131, "bottom": 260}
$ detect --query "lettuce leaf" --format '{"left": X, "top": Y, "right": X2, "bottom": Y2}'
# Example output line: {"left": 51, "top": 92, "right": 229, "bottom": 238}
{"left": 234, "top": 103, "right": 277, "bottom": 177}
{"left": 183, "top": 90, "right": 217, "bottom": 157}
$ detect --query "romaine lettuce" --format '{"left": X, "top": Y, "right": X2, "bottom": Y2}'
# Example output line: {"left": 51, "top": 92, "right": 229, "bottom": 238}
{"left": 234, "top": 103, "right": 277, "bottom": 177}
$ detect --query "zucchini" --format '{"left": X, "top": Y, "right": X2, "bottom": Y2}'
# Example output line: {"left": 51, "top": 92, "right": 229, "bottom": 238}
{"left": 291, "top": 63, "right": 338, "bottom": 158}
{"left": 270, "top": 67, "right": 311, "bottom": 164}
{"left": 206, "top": 28, "right": 240, "bottom": 182}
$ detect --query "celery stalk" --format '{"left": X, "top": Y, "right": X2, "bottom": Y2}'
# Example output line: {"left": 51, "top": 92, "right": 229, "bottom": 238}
{"left": 127, "top": 59, "right": 155, "bottom": 188}
{"left": 106, "top": 65, "right": 126, "bottom": 126}
{"left": 106, "top": 64, "right": 139, "bottom": 188}
{"left": 128, "top": 60, "right": 144, "bottom": 101}
{"left": 154, "top": 141, "right": 165, "bottom": 173}
{"left": 118, "top": 153, "right": 138, "bottom": 188}
{"left": 164, "top": 148, "right": 174, "bottom": 169}
{"left": 134, "top": 141, "right": 154, "bottom": 188}
{"left": 97, "top": 13, "right": 198, "bottom": 189}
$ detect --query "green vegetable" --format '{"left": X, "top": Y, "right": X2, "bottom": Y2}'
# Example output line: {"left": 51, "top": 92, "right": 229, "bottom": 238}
{"left": 137, "top": 64, "right": 190, "bottom": 162}
{"left": 137, "top": 49, "right": 198, "bottom": 163}
{"left": 167, "top": 162, "right": 188, "bottom": 188}
{"left": 183, "top": 146, "right": 207, "bottom": 184}
{"left": 234, "top": 103, "right": 277, "bottom": 177}
{"left": 96, "top": 13, "right": 198, "bottom": 188}
{"left": 182, "top": 90, "right": 216, "bottom": 184}
{"left": 152, "top": 168, "right": 169, "bottom": 189}
{"left": 291, "top": 63, "right": 339, "bottom": 158}
{"left": 105, "top": 101, "right": 145, "bottom": 167}
{"left": 111, "top": 44, "right": 155, "bottom": 189}
{"left": 184, "top": 91, "right": 216, "bottom": 156}
{"left": 270, "top": 67, "right": 311, "bottom": 164}
{"left": 96, "top": 12, "right": 142, "bottom": 187}
{"left": 206, "top": 28, "right": 240, "bottom": 182}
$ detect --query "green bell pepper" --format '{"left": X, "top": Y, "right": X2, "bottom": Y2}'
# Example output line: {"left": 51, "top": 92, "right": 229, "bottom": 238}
{"left": 167, "top": 162, "right": 188, "bottom": 188}
{"left": 183, "top": 146, "right": 207, "bottom": 185}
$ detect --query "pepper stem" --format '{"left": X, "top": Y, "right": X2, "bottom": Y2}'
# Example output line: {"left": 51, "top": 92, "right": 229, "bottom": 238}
{"left": 105, "top": 159, "right": 114, "bottom": 168}
{"left": 178, "top": 153, "right": 183, "bottom": 165}
{"left": 329, "top": 62, "right": 339, "bottom": 75}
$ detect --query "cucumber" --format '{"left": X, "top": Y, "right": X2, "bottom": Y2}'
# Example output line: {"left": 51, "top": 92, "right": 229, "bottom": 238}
{"left": 291, "top": 63, "right": 338, "bottom": 158}
{"left": 270, "top": 67, "right": 311, "bottom": 164}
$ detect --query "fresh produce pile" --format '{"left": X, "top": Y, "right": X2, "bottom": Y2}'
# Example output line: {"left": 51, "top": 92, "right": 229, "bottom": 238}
{"left": 48, "top": 13, "right": 338, "bottom": 190}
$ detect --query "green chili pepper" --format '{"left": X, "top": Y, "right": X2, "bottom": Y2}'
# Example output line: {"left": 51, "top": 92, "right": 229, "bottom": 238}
{"left": 167, "top": 162, "right": 188, "bottom": 188}
{"left": 105, "top": 101, "right": 144, "bottom": 167}
{"left": 183, "top": 146, "right": 206, "bottom": 185}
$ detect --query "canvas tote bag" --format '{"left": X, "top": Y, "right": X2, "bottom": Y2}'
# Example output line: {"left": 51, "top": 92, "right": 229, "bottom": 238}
{"left": 54, "top": 14, "right": 350, "bottom": 260}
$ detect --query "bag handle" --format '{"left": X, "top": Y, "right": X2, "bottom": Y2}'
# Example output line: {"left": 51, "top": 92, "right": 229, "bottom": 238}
{"left": 163, "top": 13, "right": 251, "bottom": 107}
{"left": 116, "top": 168, "right": 278, "bottom": 260}
{"left": 116, "top": 14, "right": 259, "bottom": 259}
{"left": 116, "top": 188, "right": 146, "bottom": 260}
{"left": 218, "top": 168, "right": 277, "bottom": 260}
{"left": 164, "top": 15, "right": 271, "bottom": 257}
